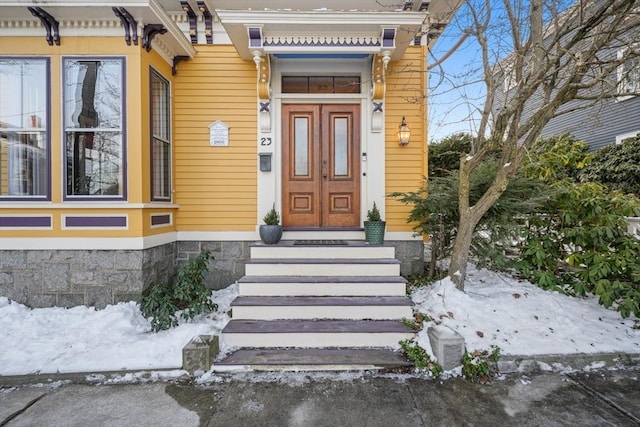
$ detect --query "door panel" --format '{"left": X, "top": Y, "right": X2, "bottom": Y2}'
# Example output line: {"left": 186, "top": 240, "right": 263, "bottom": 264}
{"left": 282, "top": 104, "right": 360, "bottom": 227}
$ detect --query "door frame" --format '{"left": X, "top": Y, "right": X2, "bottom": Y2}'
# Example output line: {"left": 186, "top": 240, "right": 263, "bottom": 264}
{"left": 256, "top": 57, "right": 387, "bottom": 234}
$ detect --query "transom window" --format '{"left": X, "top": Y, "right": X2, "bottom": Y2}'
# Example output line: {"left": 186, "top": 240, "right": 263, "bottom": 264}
{"left": 150, "top": 68, "right": 171, "bottom": 201}
{"left": 63, "top": 57, "right": 125, "bottom": 199}
{"left": 282, "top": 76, "right": 361, "bottom": 94}
{"left": 0, "top": 57, "right": 50, "bottom": 199}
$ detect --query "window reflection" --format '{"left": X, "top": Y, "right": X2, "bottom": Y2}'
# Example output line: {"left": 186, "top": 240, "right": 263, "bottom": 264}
{"left": 0, "top": 58, "right": 49, "bottom": 198}
{"left": 64, "top": 58, "right": 124, "bottom": 197}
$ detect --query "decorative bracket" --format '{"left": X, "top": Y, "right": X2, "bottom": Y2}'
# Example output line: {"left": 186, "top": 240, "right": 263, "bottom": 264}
{"left": 143, "top": 24, "right": 167, "bottom": 52}
{"left": 371, "top": 54, "right": 386, "bottom": 133}
{"left": 196, "top": 1, "right": 213, "bottom": 44}
{"left": 28, "top": 7, "right": 60, "bottom": 46}
{"left": 173, "top": 55, "right": 189, "bottom": 76}
{"left": 252, "top": 49, "right": 271, "bottom": 133}
{"left": 112, "top": 7, "right": 138, "bottom": 46}
{"left": 180, "top": 1, "right": 197, "bottom": 44}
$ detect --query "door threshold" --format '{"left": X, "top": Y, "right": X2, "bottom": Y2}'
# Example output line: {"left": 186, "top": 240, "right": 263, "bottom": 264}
{"left": 283, "top": 227, "right": 364, "bottom": 232}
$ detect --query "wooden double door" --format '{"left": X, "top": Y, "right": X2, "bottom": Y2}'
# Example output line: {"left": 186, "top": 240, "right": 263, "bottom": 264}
{"left": 282, "top": 104, "right": 361, "bottom": 227}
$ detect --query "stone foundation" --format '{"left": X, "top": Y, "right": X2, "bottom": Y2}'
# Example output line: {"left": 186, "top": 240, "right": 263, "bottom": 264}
{"left": 0, "top": 243, "right": 176, "bottom": 309}
{"left": 0, "top": 239, "right": 423, "bottom": 308}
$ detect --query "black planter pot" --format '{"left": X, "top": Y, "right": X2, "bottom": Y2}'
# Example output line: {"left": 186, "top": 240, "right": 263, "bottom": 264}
{"left": 259, "top": 224, "right": 283, "bottom": 244}
{"left": 364, "top": 221, "right": 386, "bottom": 244}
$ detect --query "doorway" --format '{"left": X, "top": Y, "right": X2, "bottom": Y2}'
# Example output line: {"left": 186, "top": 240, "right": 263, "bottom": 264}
{"left": 282, "top": 104, "right": 361, "bottom": 227}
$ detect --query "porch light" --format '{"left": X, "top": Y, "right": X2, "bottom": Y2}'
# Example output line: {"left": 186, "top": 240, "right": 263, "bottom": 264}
{"left": 398, "top": 116, "right": 411, "bottom": 146}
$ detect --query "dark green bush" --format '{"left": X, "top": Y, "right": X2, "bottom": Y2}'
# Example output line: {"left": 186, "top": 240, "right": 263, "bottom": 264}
{"left": 518, "top": 135, "right": 640, "bottom": 318}
{"left": 140, "top": 250, "right": 216, "bottom": 332}
{"left": 579, "top": 135, "right": 640, "bottom": 197}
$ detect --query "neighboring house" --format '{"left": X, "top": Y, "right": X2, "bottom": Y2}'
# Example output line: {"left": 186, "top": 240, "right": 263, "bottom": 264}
{"left": 0, "top": 0, "right": 459, "bottom": 308}
{"left": 493, "top": 2, "right": 639, "bottom": 151}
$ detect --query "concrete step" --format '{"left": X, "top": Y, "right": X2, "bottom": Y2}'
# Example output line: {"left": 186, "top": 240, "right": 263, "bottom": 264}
{"left": 250, "top": 242, "right": 395, "bottom": 260}
{"left": 244, "top": 258, "right": 401, "bottom": 277}
{"left": 221, "top": 319, "right": 414, "bottom": 348}
{"left": 231, "top": 296, "right": 414, "bottom": 320}
{"left": 213, "top": 348, "right": 412, "bottom": 372}
{"left": 237, "top": 276, "right": 407, "bottom": 297}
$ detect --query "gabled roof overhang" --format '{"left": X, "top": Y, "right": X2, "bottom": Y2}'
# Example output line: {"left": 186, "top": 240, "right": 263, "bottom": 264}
{"left": 215, "top": 9, "right": 429, "bottom": 61}
{"left": 0, "top": 0, "right": 196, "bottom": 64}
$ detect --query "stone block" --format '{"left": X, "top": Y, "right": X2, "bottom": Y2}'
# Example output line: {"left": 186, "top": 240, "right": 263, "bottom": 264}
{"left": 86, "top": 286, "right": 113, "bottom": 309}
{"left": 43, "top": 264, "right": 70, "bottom": 292}
{"left": 86, "top": 251, "right": 114, "bottom": 270}
{"left": 114, "top": 292, "right": 141, "bottom": 304}
{"left": 27, "top": 251, "right": 53, "bottom": 263}
{"left": 0, "top": 272, "right": 13, "bottom": 285}
{"left": 221, "top": 241, "right": 243, "bottom": 258}
{"left": 182, "top": 335, "right": 219, "bottom": 375}
{"left": 1, "top": 285, "right": 27, "bottom": 304}
{"left": 71, "top": 270, "right": 97, "bottom": 286}
{"left": 0, "top": 251, "right": 26, "bottom": 269}
{"left": 27, "top": 293, "right": 57, "bottom": 308}
{"left": 114, "top": 251, "right": 143, "bottom": 270}
{"left": 427, "top": 325, "right": 465, "bottom": 371}
{"left": 57, "top": 293, "right": 86, "bottom": 308}
{"left": 178, "top": 241, "right": 201, "bottom": 253}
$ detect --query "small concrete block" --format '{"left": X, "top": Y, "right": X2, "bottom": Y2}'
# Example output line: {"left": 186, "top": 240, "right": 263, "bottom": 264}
{"left": 182, "top": 335, "right": 219, "bottom": 375}
{"left": 427, "top": 325, "right": 465, "bottom": 370}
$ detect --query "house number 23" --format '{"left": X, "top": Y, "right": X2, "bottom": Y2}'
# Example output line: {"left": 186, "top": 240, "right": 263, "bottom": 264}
{"left": 260, "top": 137, "right": 272, "bottom": 146}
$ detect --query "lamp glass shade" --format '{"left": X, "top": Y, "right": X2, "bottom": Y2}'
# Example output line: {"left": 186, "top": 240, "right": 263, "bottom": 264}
{"left": 398, "top": 117, "right": 411, "bottom": 145}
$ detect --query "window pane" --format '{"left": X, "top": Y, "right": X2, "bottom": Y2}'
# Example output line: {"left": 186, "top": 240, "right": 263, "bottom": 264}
{"left": 64, "top": 58, "right": 124, "bottom": 198}
{"left": 334, "top": 77, "right": 361, "bottom": 94}
{"left": 309, "top": 76, "right": 333, "bottom": 93}
{"left": 0, "top": 58, "right": 48, "bottom": 198}
{"left": 66, "top": 131, "right": 122, "bottom": 196}
{"left": 64, "top": 59, "right": 122, "bottom": 129}
{"left": 294, "top": 117, "right": 309, "bottom": 176}
{"left": 334, "top": 117, "right": 348, "bottom": 176}
{"left": 151, "top": 71, "right": 171, "bottom": 201}
{"left": 282, "top": 77, "right": 308, "bottom": 93}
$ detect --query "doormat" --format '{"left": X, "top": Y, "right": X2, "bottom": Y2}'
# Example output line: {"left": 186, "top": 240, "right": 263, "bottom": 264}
{"left": 293, "top": 240, "right": 347, "bottom": 246}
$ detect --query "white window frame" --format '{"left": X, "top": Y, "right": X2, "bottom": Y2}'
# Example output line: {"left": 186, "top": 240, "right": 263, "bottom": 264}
{"left": 616, "top": 46, "right": 639, "bottom": 101}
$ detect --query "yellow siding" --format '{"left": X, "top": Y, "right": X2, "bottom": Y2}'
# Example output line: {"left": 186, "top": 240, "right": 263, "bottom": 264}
{"left": 0, "top": 36, "right": 177, "bottom": 238}
{"left": 173, "top": 45, "right": 257, "bottom": 231}
{"left": 384, "top": 46, "right": 427, "bottom": 232}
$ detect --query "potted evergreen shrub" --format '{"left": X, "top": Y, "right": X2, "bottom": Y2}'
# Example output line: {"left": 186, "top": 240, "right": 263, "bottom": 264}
{"left": 364, "top": 202, "right": 386, "bottom": 244}
{"left": 259, "top": 204, "right": 283, "bottom": 244}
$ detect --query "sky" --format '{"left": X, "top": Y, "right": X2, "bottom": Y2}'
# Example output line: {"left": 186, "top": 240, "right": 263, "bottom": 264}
{"left": 1, "top": 265, "right": 637, "bottom": 377}
{"left": 428, "top": 2, "right": 487, "bottom": 143}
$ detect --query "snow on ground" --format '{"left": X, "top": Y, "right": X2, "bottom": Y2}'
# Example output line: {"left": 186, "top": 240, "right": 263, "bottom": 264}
{"left": 412, "top": 265, "right": 640, "bottom": 356}
{"left": 0, "top": 284, "right": 237, "bottom": 376}
{"left": 0, "top": 266, "right": 638, "bottom": 377}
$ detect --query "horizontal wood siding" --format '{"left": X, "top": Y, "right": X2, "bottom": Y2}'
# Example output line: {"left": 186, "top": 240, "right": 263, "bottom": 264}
{"left": 173, "top": 46, "right": 257, "bottom": 231}
{"left": 540, "top": 96, "right": 640, "bottom": 151}
{"left": 384, "top": 46, "right": 427, "bottom": 232}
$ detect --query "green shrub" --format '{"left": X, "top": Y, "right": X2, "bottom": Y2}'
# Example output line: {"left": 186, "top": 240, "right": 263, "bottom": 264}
{"left": 461, "top": 346, "right": 501, "bottom": 384}
{"left": 400, "top": 339, "right": 443, "bottom": 376}
{"left": 579, "top": 135, "right": 640, "bottom": 197}
{"left": 263, "top": 204, "right": 280, "bottom": 225}
{"left": 519, "top": 135, "right": 640, "bottom": 318}
{"left": 366, "top": 202, "right": 382, "bottom": 221}
{"left": 140, "top": 250, "right": 216, "bottom": 332}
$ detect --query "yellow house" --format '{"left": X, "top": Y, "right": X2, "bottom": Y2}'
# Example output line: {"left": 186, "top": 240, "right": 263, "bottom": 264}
{"left": 0, "top": 0, "right": 458, "bottom": 308}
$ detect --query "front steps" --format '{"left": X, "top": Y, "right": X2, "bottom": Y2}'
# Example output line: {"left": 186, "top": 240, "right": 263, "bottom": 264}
{"left": 216, "top": 240, "right": 415, "bottom": 371}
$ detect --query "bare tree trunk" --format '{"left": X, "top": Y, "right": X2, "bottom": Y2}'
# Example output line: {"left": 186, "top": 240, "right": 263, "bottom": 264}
{"left": 449, "top": 155, "right": 514, "bottom": 290}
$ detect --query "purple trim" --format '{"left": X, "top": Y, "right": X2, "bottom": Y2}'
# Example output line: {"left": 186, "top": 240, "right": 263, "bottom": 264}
{"left": 151, "top": 214, "right": 171, "bottom": 226}
{"left": 64, "top": 216, "right": 127, "bottom": 228}
{"left": 0, "top": 216, "right": 51, "bottom": 228}
{"left": 248, "top": 27, "right": 262, "bottom": 48}
{"left": 382, "top": 29, "right": 395, "bottom": 48}
{"left": 149, "top": 67, "right": 172, "bottom": 202}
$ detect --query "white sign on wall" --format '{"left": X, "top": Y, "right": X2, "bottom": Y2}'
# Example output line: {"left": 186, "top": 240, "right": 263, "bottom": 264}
{"left": 209, "top": 120, "right": 229, "bottom": 146}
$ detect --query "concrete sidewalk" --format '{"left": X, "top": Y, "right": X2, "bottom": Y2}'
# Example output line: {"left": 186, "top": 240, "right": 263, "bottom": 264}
{"left": 1, "top": 369, "right": 639, "bottom": 426}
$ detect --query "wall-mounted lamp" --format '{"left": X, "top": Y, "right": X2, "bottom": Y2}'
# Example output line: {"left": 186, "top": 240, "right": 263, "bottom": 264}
{"left": 398, "top": 116, "right": 411, "bottom": 146}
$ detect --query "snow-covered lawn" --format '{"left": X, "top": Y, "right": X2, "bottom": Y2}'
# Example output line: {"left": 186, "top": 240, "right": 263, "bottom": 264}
{"left": 0, "top": 266, "right": 638, "bottom": 376}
